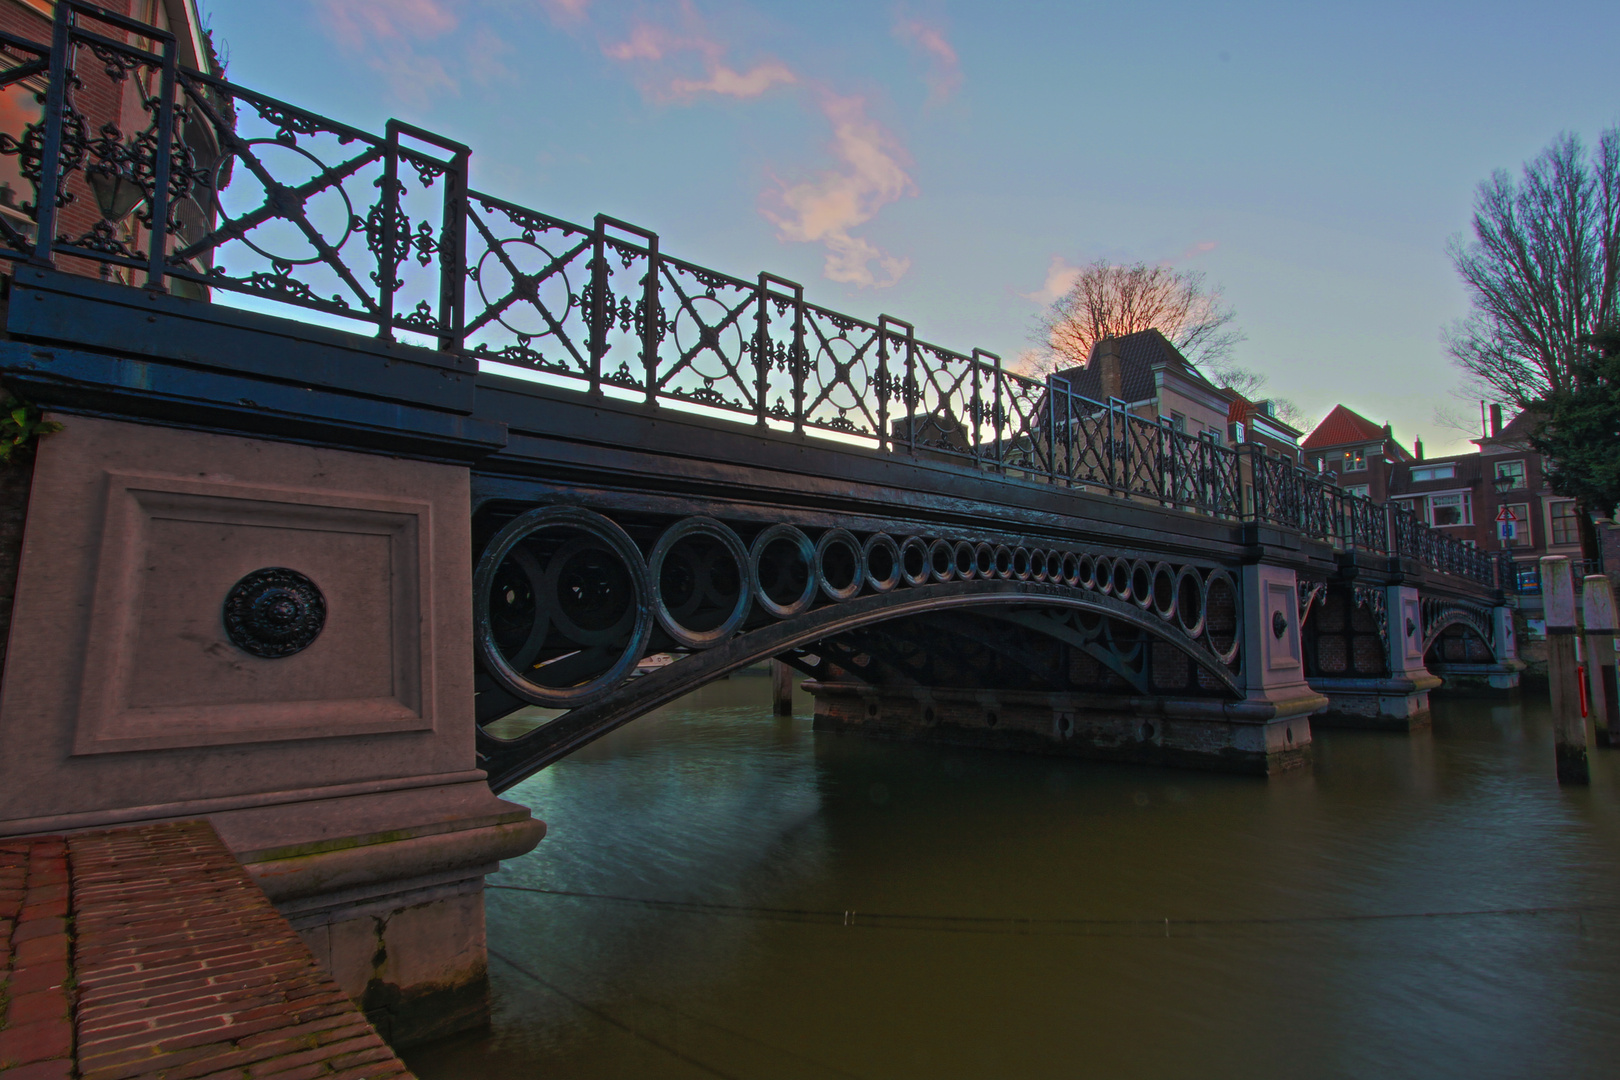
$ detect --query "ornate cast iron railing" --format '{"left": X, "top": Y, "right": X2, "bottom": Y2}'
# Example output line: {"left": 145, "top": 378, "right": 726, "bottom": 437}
{"left": 0, "top": 2, "right": 1496, "bottom": 588}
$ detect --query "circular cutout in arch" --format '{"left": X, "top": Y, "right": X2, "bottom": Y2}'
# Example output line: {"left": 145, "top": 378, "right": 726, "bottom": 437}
{"left": 1150, "top": 562, "right": 1177, "bottom": 621}
{"left": 1094, "top": 556, "right": 1115, "bottom": 596}
{"left": 993, "top": 545, "right": 1013, "bottom": 578}
{"left": 1130, "top": 560, "right": 1154, "bottom": 611}
{"left": 1203, "top": 568, "right": 1242, "bottom": 666}
{"left": 1174, "top": 565, "right": 1206, "bottom": 638}
{"left": 899, "top": 536, "right": 930, "bottom": 587}
{"left": 751, "top": 524, "right": 818, "bottom": 618}
{"left": 1059, "top": 551, "right": 1082, "bottom": 588}
{"left": 928, "top": 538, "right": 956, "bottom": 583}
{"left": 863, "top": 533, "right": 902, "bottom": 593}
{"left": 1077, "top": 553, "right": 1097, "bottom": 590}
{"left": 474, "top": 506, "right": 653, "bottom": 709}
{"left": 1029, "top": 548, "right": 1049, "bottom": 583}
{"left": 1012, "top": 546, "right": 1033, "bottom": 581}
{"left": 647, "top": 517, "right": 752, "bottom": 649}
{"left": 815, "top": 528, "right": 866, "bottom": 602}
{"left": 952, "top": 540, "right": 977, "bottom": 580}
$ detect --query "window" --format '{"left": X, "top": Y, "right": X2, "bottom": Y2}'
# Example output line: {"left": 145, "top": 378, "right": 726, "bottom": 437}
{"left": 1502, "top": 502, "right": 1531, "bottom": 547}
{"left": 1428, "top": 492, "right": 1472, "bottom": 527}
{"left": 1551, "top": 500, "right": 1580, "bottom": 546}
{"left": 1345, "top": 484, "right": 1370, "bottom": 499}
{"left": 1494, "top": 459, "right": 1526, "bottom": 490}
{"left": 1410, "top": 464, "right": 1456, "bottom": 483}
{"left": 1343, "top": 447, "right": 1367, "bottom": 472}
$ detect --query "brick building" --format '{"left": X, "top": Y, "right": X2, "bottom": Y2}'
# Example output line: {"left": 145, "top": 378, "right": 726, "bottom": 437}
{"left": 1301, "top": 404, "right": 1414, "bottom": 502}
{"left": 0, "top": 0, "right": 220, "bottom": 286}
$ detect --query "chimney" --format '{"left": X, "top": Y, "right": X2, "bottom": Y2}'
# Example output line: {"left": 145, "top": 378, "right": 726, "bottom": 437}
{"left": 1094, "top": 337, "right": 1123, "bottom": 401}
{"left": 1489, "top": 404, "right": 1502, "bottom": 437}
{"left": 1414, "top": 436, "right": 1424, "bottom": 462}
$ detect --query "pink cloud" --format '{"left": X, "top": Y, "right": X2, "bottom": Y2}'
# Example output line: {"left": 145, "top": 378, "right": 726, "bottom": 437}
{"left": 763, "top": 93, "right": 916, "bottom": 287}
{"left": 541, "top": 0, "right": 593, "bottom": 24}
{"left": 1179, "top": 240, "right": 1219, "bottom": 260}
{"left": 668, "top": 61, "right": 796, "bottom": 100}
{"left": 1023, "top": 255, "right": 1082, "bottom": 304}
{"left": 315, "top": 0, "right": 460, "bottom": 103}
{"left": 894, "top": 17, "right": 962, "bottom": 103}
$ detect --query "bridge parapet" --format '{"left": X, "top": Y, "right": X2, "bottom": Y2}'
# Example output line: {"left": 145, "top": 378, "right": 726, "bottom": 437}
{"left": 0, "top": 1, "right": 1497, "bottom": 593}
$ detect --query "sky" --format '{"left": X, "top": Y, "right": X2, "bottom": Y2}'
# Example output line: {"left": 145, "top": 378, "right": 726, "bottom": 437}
{"left": 202, "top": 0, "right": 1620, "bottom": 455}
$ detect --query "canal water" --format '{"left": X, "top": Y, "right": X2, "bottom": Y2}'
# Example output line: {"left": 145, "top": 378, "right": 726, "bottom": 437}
{"left": 406, "top": 675, "right": 1620, "bottom": 1080}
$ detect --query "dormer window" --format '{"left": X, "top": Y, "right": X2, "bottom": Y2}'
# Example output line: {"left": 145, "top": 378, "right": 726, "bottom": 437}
{"left": 1410, "top": 464, "right": 1456, "bottom": 483}
{"left": 1343, "top": 447, "right": 1367, "bottom": 472}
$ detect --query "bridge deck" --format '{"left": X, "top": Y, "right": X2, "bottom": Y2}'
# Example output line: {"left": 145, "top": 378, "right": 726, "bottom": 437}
{"left": 0, "top": 822, "right": 416, "bottom": 1080}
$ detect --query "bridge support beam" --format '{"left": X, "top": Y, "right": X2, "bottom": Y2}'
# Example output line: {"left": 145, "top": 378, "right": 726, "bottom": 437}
{"left": 0, "top": 415, "right": 543, "bottom": 1049}
{"left": 1312, "top": 585, "right": 1442, "bottom": 730}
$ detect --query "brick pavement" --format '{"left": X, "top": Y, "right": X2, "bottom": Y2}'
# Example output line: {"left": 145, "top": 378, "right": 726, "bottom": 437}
{"left": 0, "top": 822, "right": 417, "bottom": 1080}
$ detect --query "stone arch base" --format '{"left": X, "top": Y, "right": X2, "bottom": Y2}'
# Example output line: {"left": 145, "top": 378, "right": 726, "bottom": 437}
{"left": 807, "top": 682, "right": 1314, "bottom": 775}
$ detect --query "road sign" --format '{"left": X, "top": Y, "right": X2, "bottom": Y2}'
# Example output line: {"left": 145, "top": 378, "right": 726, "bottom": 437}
{"left": 1499, "top": 519, "right": 1518, "bottom": 540}
{"left": 1496, "top": 505, "right": 1518, "bottom": 522}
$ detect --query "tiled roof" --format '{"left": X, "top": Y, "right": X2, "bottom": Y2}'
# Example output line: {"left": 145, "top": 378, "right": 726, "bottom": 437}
{"left": 1050, "top": 328, "right": 1186, "bottom": 403}
{"left": 1302, "top": 404, "right": 1388, "bottom": 450}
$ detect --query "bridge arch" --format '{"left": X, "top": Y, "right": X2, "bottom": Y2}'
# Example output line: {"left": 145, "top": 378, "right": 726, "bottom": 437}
{"left": 472, "top": 507, "right": 1246, "bottom": 791}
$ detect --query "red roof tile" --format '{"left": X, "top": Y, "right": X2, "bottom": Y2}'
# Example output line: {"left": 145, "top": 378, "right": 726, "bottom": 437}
{"left": 1302, "top": 404, "right": 1388, "bottom": 450}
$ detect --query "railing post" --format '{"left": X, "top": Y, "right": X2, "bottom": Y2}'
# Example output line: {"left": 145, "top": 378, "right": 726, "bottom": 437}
{"left": 969, "top": 348, "right": 984, "bottom": 468}
{"left": 589, "top": 214, "right": 607, "bottom": 395}
{"left": 992, "top": 352, "right": 1005, "bottom": 473}
{"left": 790, "top": 281, "right": 806, "bottom": 435}
{"left": 641, "top": 229, "right": 659, "bottom": 406}
{"left": 754, "top": 274, "right": 770, "bottom": 427}
{"left": 904, "top": 323, "right": 917, "bottom": 456}
{"left": 142, "top": 32, "right": 177, "bottom": 291}
{"left": 29, "top": 1, "right": 73, "bottom": 267}
{"left": 377, "top": 125, "right": 402, "bottom": 341}
{"left": 439, "top": 144, "right": 469, "bottom": 353}
{"left": 877, "top": 315, "right": 911, "bottom": 452}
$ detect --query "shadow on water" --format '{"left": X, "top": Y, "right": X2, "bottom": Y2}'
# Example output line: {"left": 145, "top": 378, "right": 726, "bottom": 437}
{"left": 406, "top": 680, "right": 1620, "bottom": 1080}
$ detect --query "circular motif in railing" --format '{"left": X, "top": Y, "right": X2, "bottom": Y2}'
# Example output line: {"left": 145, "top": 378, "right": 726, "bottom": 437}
{"left": 751, "top": 524, "right": 817, "bottom": 617}
{"left": 474, "top": 506, "right": 653, "bottom": 708}
{"left": 223, "top": 568, "right": 326, "bottom": 658}
{"left": 218, "top": 141, "right": 355, "bottom": 267}
{"left": 648, "top": 517, "right": 752, "bottom": 649}
{"left": 475, "top": 238, "right": 575, "bottom": 340}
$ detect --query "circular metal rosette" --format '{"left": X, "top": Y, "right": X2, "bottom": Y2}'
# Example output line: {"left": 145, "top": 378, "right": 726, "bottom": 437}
{"left": 475, "top": 506, "right": 653, "bottom": 708}
{"left": 223, "top": 567, "right": 326, "bottom": 658}
{"left": 750, "top": 524, "right": 817, "bottom": 618}
{"left": 814, "top": 528, "right": 866, "bottom": 602}
{"left": 898, "top": 536, "right": 930, "bottom": 587}
{"left": 648, "top": 517, "right": 752, "bottom": 649}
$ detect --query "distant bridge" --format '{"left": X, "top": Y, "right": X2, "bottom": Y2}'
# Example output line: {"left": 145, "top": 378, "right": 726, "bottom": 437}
{"left": 0, "top": 0, "right": 1516, "bottom": 1046}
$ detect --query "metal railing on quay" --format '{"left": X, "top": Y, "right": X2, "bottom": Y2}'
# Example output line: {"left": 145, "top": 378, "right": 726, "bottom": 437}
{"left": 0, "top": 1, "right": 1497, "bottom": 589}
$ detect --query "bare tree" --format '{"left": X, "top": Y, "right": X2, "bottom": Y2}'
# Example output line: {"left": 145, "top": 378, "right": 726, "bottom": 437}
{"left": 1446, "top": 127, "right": 1620, "bottom": 405}
{"left": 1027, "top": 258, "right": 1293, "bottom": 413}
{"left": 1033, "top": 260, "right": 1245, "bottom": 378}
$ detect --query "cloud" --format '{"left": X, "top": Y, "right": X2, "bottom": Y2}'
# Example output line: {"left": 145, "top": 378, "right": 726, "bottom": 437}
{"left": 668, "top": 61, "right": 797, "bottom": 100}
{"left": 604, "top": 18, "right": 795, "bottom": 102}
{"left": 1178, "top": 240, "right": 1218, "bottom": 260}
{"left": 315, "top": 0, "right": 460, "bottom": 103}
{"left": 540, "top": 0, "right": 592, "bottom": 24}
{"left": 894, "top": 17, "right": 962, "bottom": 103}
{"left": 763, "top": 93, "right": 915, "bottom": 287}
{"left": 1024, "top": 255, "right": 1082, "bottom": 304}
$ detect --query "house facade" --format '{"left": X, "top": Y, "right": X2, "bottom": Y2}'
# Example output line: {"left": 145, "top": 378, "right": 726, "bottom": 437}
{"left": 1301, "top": 404, "right": 1414, "bottom": 502}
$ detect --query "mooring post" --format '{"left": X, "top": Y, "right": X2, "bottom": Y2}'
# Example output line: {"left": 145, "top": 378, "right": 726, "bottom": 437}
{"left": 1583, "top": 574, "right": 1619, "bottom": 747}
{"left": 1541, "top": 557, "right": 1588, "bottom": 783}
{"left": 771, "top": 659, "right": 794, "bottom": 716}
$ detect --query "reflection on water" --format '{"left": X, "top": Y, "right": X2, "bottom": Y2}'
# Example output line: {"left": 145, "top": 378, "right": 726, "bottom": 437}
{"left": 408, "top": 675, "right": 1620, "bottom": 1079}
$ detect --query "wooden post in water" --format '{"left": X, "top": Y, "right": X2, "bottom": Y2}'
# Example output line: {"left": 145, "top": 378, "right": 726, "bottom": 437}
{"left": 771, "top": 659, "right": 794, "bottom": 716}
{"left": 1584, "top": 574, "right": 1619, "bottom": 748}
{"left": 1541, "top": 557, "right": 1588, "bottom": 784}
